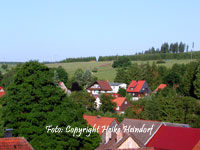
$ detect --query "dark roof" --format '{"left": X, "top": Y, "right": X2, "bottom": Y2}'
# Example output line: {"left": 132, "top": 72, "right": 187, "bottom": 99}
{"left": 118, "top": 118, "right": 162, "bottom": 145}
{"left": 109, "top": 82, "right": 124, "bottom": 86}
{"left": 0, "top": 137, "right": 34, "bottom": 150}
{"left": 146, "top": 125, "right": 200, "bottom": 150}
{"left": 96, "top": 131, "right": 147, "bottom": 150}
{"left": 163, "top": 122, "right": 190, "bottom": 128}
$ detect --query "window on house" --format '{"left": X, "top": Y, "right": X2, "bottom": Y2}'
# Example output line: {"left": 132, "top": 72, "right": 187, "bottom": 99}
{"left": 116, "top": 106, "right": 119, "bottom": 110}
{"left": 124, "top": 101, "right": 127, "bottom": 104}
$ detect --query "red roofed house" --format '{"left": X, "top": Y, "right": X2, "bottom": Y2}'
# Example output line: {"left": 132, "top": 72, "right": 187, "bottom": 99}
{"left": 127, "top": 80, "right": 151, "bottom": 100}
{"left": 0, "top": 86, "right": 6, "bottom": 98}
{"left": 86, "top": 80, "right": 112, "bottom": 95}
{"left": 153, "top": 84, "right": 167, "bottom": 93}
{"left": 97, "top": 118, "right": 192, "bottom": 150}
{"left": 146, "top": 125, "right": 200, "bottom": 150}
{"left": 0, "top": 137, "right": 34, "bottom": 150}
{"left": 83, "top": 115, "right": 118, "bottom": 143}
{"left": 112, "top": 97, "right": 131, "bottom": 114}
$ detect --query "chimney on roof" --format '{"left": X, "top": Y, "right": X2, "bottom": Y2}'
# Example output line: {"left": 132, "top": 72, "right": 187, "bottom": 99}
{"left": 4, "top": 129, "right": 13, "bottom": 138}
{"left": 97, "top": 115, "right": 101, "bottom": 119}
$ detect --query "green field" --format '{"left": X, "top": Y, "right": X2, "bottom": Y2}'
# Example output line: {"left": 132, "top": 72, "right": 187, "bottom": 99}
{"left": 46, "top": 59, "right": 196, "bottom": 81}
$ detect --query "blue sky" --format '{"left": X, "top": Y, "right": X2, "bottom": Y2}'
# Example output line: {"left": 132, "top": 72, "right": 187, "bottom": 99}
{"left": 0, "top": 0, "right": 200, "bottom": 62}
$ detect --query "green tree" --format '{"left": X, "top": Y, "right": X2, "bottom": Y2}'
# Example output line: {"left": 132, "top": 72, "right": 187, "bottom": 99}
{"left": 174, "top": 42, "right": 179, "bottom": 53}
{"left": 193, "top": 65, "right": 200, "bottom": 99}
{"left": 164, "top": 72, "right": 181, "bottom": 90}
{"left": 100, "top": 94, "right": 116, "bottom": 113}
{"left": 114, "top": 68, "right": 129, "bottom": 84}
{"left": 0, "top": 61, "right": 101, "bottom": 150}
{"left": 74, "top": 69, "right": 97, "bottom": 89}
{"left": 0, "top": 65, "right": 20, "bottom": 89}
{"left": 142, "top": 63, "right": 154, "bottom": 88}
{"left": 53, "top": 70, "right": 60, "bottom": 86}
{"left": 53, "top": 66, "right": 68, "bottom": 84}
{"left": 118, "top": 88, "right": 126, "bottom": 97}
{"left": 181, "top": 62, "right": 197, "bottom": 97}
{"left": 70, "top": 91, "right": 96, "bottom": 111}
{"left": 160, "top": 43, "right": 169, "bottom": 53}
{"left": 1, "top": 64, "right": 8, "bottom": 70}
{"left": 179, "top": 42, "right": 185, "bottom": 53}
{"left": 112, "top": 56, "right": 131, "bottom": 68}
{"left": 126, "top": 63, "right": 142, "bottom": 83}
{"left": 0, "top": 71, "right": 3, "bottom": 83}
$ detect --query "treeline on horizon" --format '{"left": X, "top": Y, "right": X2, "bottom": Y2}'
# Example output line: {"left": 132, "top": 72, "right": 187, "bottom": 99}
{"left": 59, "top": 42, "right": 199, "bottom": 63}
{"left": 98, "top": 42, "right": 199, "bottom": 61}
{"left": 61, "top": 56, "right": 96, "bottom": 63}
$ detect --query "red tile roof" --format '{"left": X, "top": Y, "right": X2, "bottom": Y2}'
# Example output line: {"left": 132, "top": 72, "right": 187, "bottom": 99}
{"left": 193, "top": 140, "right": 200, "bottom": 150}
{"left": 126, "top": 80, "right": 146, "bottom": 93}
{"left": 83, "top": 115, "right": 117, "bottom": 135}
{"left": 146, "top": 125, "right": 200, "bottom": 150}
{"left": 97, "top": 80, "right": 112, "bottom": 91}
{"left": 87, "top": 80, "right": 112, "bottom": 91}
{"left": 112, "top": 97, "right": 126, "bottom": 107}
{"left": 0, "top": 137, "right": 34, "bottom": 150}
{"left": 154, "top": 84, "right": 167, "bottom": 92}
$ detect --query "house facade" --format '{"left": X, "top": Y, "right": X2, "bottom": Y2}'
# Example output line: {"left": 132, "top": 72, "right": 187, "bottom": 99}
{"left": 86, "top": 80, "right": 112, "bottom": 95}
{"left": 112, "top": 97, "right": 131, "bottom": 114}
{"left": 127, "top": 80, "right": 151, "bottom": 100}
{"left": 109, "top": 82, "right": 127, "bottom": 93}
{"left": 96, "top": 118, "right": 161, "bottom": 150}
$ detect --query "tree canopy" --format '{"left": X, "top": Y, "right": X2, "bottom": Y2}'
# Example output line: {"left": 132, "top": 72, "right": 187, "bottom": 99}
{"left": 0, "top": 61, "right": 101, "bottom": 150}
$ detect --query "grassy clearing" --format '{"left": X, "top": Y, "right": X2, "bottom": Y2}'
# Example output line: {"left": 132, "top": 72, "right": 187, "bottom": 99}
{"left": 46, "top": 61, "right": 117, "bottom": 81}
{"left": 46, "top": 59, "right": 196, "bottom": 81}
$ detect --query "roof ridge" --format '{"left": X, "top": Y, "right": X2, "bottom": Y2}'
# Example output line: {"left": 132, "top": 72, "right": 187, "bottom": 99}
{"left": 124, "top": 118, "right": 162, "bottom": 122}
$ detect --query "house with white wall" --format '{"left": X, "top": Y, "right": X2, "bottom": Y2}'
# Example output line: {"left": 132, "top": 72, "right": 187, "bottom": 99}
{"left": 109, "top": 82, "right": 127, "bottom": 93}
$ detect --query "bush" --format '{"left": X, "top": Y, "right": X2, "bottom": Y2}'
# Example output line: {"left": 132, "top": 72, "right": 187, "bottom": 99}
{"left": 118, "top": 88, "right": 126, "bottom": 97}
{"left": 156, "top": 60, "right": 166, "bottom": 64}
{"left": 92, "top": 67, "right": 98, "bottom": 72}
{"left": 112, "top": 56, "right": 131, "bottom": 68}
